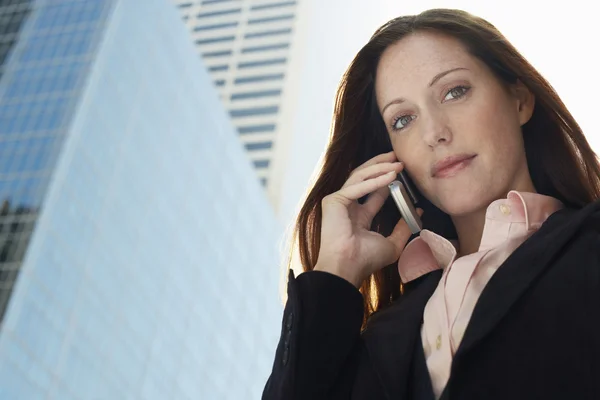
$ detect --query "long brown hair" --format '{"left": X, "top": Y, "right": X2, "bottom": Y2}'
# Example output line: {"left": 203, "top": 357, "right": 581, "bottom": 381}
{"left": 289, "top": 8, "right": 600, "bottom": 329}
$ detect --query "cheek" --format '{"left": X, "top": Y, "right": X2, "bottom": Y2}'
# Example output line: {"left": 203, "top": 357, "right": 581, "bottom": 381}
{"left": 477, "top": 106, "right": 525, "bottom": 162}
{"left": 390, "top": 134, "right": 431, "bottom": 190}
{"left": 475, "top": 92, "right": 522, "bottom": 142}
{"left": 390, "top": 133, "right": 421, "bottom": 166}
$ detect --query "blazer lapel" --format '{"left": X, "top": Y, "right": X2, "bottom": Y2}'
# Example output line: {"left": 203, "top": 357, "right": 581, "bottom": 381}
{"left": 453, "top": 200, "right": 600, "bottom": 365}
{"left": 362, "top": 270, "right": 442, "bottom": 400}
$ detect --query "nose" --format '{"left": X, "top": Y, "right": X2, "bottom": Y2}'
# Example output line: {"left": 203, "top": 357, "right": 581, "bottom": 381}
{"left": 421, "top": 109, "right": 452, "bottom": 148}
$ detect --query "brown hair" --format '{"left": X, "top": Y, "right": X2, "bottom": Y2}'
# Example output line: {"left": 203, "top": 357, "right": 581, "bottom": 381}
{"left": 288, "top": 8, "right": 600, "bottom": 329}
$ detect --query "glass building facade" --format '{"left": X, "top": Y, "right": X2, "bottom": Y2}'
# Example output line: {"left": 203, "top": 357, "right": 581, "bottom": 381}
{"left": 0, "top": 0, "right": 283, "bottom": 398}
{"left": 0, "top": 0, "right": 106, "bottom": 323}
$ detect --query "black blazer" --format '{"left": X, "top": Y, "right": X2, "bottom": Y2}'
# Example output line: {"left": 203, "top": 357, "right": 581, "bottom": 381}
{"left": 262, "top": 200, "right": 600, "bottom": 400}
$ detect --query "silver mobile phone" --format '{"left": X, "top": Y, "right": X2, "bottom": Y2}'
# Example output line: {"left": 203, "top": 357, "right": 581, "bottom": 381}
{"left": 388, "top": 171, "right": 422, "bottom": 234}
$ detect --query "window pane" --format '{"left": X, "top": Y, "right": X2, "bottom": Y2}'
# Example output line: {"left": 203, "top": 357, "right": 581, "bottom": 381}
{"left": 197, "top": 8, "right": 241, "bottom": 19}
{"left": 230, "top": 89, "right": 281, "bottom": 101}
{"left": 237, "top": 124, "right": 276, "bottom": 134}
{"left": 234, "top": 73, "right": 284, "bottom": 84}
{"left": 252, "top": 159, "right": 270, "bottom": 168}
{"left": 247, "top": 14, "right": 294, "bottom": 24}
{"left": 250, "top": 1, "right": 296, "bottom": 11}
{"left": 244, "top": 28, "right": 292, "bottom": 39}
{"left": 237, "top": 58, "right": 286, "bottom": 69}
{"left": 245, "top": 141, "right": 273, "bottom": 151}
{"left": 229, "top": 106, "right": 279, "bottom": 118}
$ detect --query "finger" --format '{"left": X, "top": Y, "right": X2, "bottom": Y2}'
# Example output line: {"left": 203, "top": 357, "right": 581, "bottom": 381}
{"left": 386, "top": 217, "right": 414, "bottom": 259}
{"left": 343, "top": 161, "right": 403, "bottom": 189}
{"left": 332, "top": 170, "right": 397, "bottom": 206}
{"left": 354, "top": 151, "right": 397, "bottom": 173}
{"left": 362, "top": 186, "right": 390, "bottom": 219}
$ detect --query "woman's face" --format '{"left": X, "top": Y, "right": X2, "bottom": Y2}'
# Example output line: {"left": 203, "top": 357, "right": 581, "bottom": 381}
{"left": 375, "top": 31, "right": 536, "bottom": 217}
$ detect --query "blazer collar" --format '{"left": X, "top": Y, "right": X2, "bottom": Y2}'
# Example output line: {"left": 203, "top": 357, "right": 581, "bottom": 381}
{"left": 452, "top": 200, "right": 600, "bottom": 365}
{"left": 361, "top": 199, "right": 600, "bottom": 400}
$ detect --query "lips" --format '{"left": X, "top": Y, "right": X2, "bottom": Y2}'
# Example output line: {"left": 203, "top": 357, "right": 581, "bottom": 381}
{"left": 431, "top": 154, "right": 477, "bottom": 178}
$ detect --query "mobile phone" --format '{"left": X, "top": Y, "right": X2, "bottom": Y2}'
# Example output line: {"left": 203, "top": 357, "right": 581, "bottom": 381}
{"left": 388, "top": 171, "right": 422, "bottom": 234}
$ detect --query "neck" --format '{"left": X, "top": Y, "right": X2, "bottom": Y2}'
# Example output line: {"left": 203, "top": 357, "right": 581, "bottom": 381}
{"left": 451, "top": 209, "right": 487, "bottom": 257}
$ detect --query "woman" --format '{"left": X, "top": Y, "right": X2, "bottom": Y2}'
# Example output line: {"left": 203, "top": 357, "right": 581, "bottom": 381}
{"left": 263, "top": 9, "right": 600, "bottom": 400}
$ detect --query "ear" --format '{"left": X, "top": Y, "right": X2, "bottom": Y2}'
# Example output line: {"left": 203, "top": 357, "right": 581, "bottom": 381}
{"left": 512, "top": 79, "right": 535, "bottom": 126}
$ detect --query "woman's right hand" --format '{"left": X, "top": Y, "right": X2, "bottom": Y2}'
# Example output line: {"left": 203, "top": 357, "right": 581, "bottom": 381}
{"left": 314, "top": 151, "right": 419, "bottom": 288}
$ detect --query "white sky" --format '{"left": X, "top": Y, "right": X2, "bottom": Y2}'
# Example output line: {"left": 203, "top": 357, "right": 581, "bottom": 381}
{"left": 278, "top": 0, "right": 600, "bottom": 230}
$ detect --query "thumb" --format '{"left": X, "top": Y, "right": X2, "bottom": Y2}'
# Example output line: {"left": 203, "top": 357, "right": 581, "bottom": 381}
{"left": 387, "top": 208, "right": 423, "bottom": 258}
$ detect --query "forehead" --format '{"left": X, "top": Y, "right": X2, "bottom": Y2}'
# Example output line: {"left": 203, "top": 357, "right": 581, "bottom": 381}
{"left": 375, "top": 32, "right": 480, "bottom": 103}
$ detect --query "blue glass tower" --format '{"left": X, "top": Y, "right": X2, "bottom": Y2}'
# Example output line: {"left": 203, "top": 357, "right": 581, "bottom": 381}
{"left": 0, "top": 0, "right": 283, "bottom": 398}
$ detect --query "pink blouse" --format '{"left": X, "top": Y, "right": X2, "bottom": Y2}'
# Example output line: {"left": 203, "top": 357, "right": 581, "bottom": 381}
{"left": 397, "top": 191, "right": 563, "bottom": 398}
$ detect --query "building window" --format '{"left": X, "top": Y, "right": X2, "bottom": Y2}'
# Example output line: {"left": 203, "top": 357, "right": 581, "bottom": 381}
{"left": 241, "top": 43, "right": 289, "bottom": 53}
{"left": 244, "top": 28, "right": 292, "bottom": 39}
{"left": 260, "top": 177, "right": 268, "bottom": 186}
{"left": 234, "top": 73, "right": 284, "bottom": 84}
{"left": 231, "top": 89, "right": 281, "bottom": 101}
{"left": 201, "top": 0, "right": 238, "bottom": 4}
{"left": 178, "top": 2, "right": 193, "bottom": 7}
{"left": 195, "top": 35, "right": 235, "bottom": 45}
{"left": 214, "top": 79, "right": 226, "bottom": 86}
{"left": 238, "top": 58, "right": 286, "bottom": 69}
{"left": 202, "top": 50, "right": 233, "bottom": 58}
{"left": 194, "top": 22, "right": 239, "bottom": 32}
{"left": 238, "top": 124, "right": 276, "bottom": 134}
{"left": 247, "top": 14, "right": 294, "bottom": 25}
{"left": 251, "top": 1, "right": 297, "bottom": 11}
{"left": 197, "top": 8, "right": 242, "bottom": 19}
{"left": 230, "top": 106, "right": 279, "bottom": 118}
{"left": 209, "top": 64, "right": 229, "bottom": 72}
{"left": 245, "top": 141, "right": 273, "bottom": 151}
{"left": 253, "top": 160, "right": 270, "bottom": 169}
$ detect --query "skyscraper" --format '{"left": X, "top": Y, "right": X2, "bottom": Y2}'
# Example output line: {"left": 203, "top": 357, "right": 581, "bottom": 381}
{"left": 0, "top": 0, "right": 282, "bottom": 398}
{"left": 0, "top": 0, "right": 90, "bottom": 321}
{"left": 173, "top": 0, "right": 301, "bottom": 211}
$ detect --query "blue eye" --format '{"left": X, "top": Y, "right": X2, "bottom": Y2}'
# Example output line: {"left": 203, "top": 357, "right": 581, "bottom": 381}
{"left": 391, "top": 114, "right": 416, "bottom": 131}
{"left": 444, "top": 85, "right": 470, "bottom": 101}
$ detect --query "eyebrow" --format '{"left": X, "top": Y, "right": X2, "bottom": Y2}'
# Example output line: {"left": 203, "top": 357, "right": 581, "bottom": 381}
{"left": 381, "top": 67, "right": 470, "bottom": 115}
